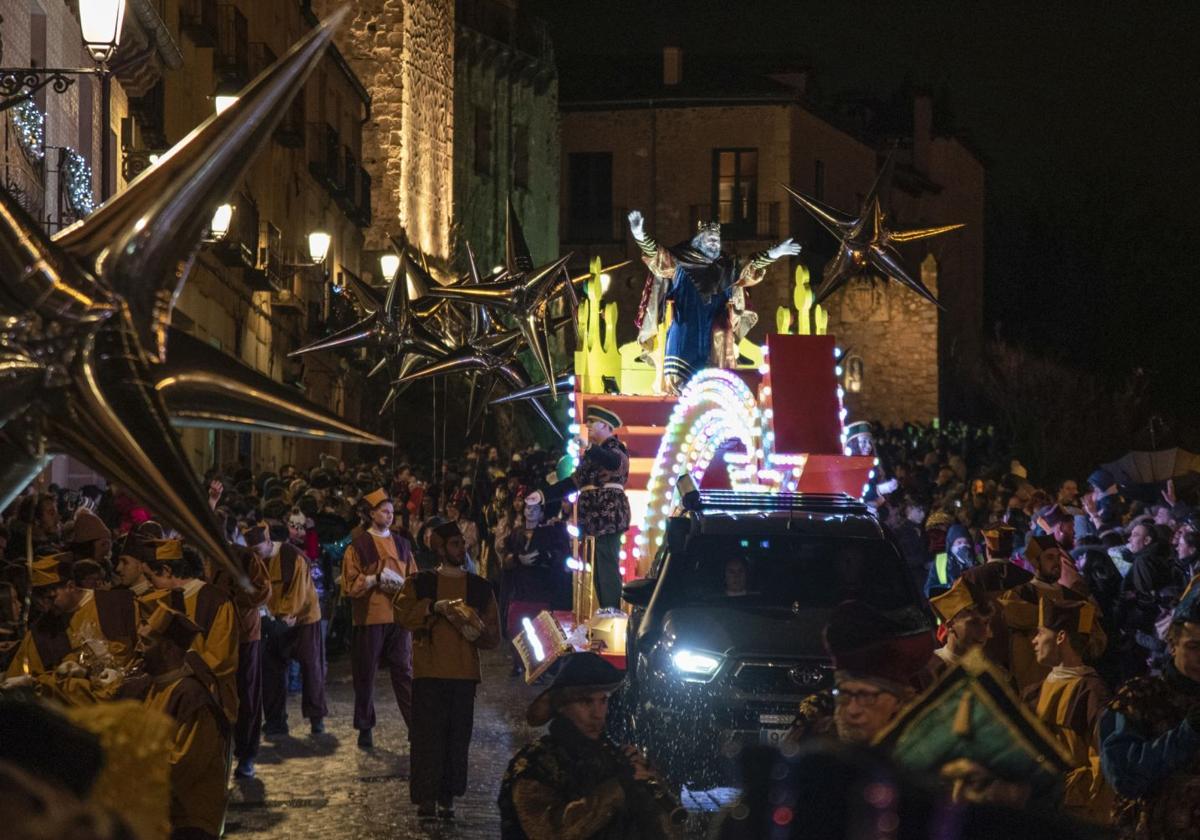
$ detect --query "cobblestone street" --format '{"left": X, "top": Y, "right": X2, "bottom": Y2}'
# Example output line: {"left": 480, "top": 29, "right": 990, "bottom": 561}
{"left": 224, "top": 649, "right": 731, "bottom": 838}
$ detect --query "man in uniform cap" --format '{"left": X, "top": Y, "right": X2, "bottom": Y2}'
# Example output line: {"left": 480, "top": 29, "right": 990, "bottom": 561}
{"left": 785, "top": 600, "right": 933, "bottom": 744}
{"left": 142, "top": 540, "right": 240, "bottom": 731}
{"left": 4, "top": 553, "right": 138, "bottom": 680}
{"left": 112, "top": 532, "right": 156, "bottom": 596}
{"left": 245, "top": 522, "right": 328, "bottom": 737}
{"left": 140, "top": 603, "right": 230, "bottom": 840}
{"left": 395, "top": 519, "right": 501, "bottom": 820}
{"left": 926, "top": 576, "right": 1000, "bottom": 685}
{"left": 1024, "top": 595, "right": 1113, "bottom": 823}
{"left": 528, "top": 406, "right": 630, "bottom": 610}
{"left": 498, "top": 652, "right": 682, "bottom": 839}
{"left": 68, "top": 508, "right": 113, "bottom": 568}
{"left": 1101, "top": 586, "right": 1200, "bottom": 838}
{"left": 341, "top": 488, "right": 419, "bottom": 749}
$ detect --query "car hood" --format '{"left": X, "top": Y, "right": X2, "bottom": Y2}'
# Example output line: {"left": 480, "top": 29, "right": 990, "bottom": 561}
{"left": 662, "top": 604, "right": 831, "bottom": 660}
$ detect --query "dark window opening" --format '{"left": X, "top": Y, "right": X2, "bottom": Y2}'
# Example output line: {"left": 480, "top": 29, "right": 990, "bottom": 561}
{"left": 474, "top": 105, "right": 492, "bottom": 176}
{"left": 712, "top": 148, "right": 758, "bottom": 239}
{"left": 567, "top": 152, "right": 613, "bottom": 242}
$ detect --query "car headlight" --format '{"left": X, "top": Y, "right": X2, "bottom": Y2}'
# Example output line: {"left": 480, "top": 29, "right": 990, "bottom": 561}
{"left": 671, "top": 649, "right": 723, "bottom": 678}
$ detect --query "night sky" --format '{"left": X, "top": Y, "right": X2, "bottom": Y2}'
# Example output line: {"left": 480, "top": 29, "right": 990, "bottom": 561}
{"left": 532, "top": 0, "right": 1200, "bottom": 426}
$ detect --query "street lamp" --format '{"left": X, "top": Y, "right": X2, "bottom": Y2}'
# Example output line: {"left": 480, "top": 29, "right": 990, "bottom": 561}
{"left": 380, "top": 253, "right": 401, "bottom": 282}
{"left": 308, "top": 231, "right": 332, "bottom": 264}
{"left": 213, "top": 77, "right": 241, "bottom": 115}
{"left": 210, "top": 204, "right": 233, "bottom": 239}
{"left": 79, "top": 0, "right": 127, "bottom": 64}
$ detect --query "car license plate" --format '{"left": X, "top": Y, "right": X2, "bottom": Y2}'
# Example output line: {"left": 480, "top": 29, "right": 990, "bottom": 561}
{"left": 759, "top": 728, "right": 789, "bottom": 746}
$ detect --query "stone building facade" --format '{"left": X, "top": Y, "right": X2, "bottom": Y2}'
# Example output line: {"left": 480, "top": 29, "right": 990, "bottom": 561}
{"left": 559, "top": 54, "right": 984, "bottom": 425}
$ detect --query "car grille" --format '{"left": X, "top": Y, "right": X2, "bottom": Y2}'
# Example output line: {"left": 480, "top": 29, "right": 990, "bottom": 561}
{"left": 731, "top": 660, "right": 833, "bottom": 695}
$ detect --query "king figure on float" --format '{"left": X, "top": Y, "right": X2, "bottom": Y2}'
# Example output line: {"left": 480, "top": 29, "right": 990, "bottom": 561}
{"left": 628, "top": 209, "right": 801, "bottom": 394}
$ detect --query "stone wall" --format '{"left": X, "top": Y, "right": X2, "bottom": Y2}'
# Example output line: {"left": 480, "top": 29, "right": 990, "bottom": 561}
{"left": 318, "top": 0, "right": 455, "bottom": 259}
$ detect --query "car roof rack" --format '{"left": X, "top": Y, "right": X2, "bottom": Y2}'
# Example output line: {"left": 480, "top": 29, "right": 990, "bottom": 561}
{"left": 696, "top": 490, "right": 870, "bottom": 516}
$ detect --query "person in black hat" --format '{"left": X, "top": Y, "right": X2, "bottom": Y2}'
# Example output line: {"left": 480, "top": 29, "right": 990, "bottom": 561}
{"left": 498, "top": 652, "right": 682, "bottom": 839}
{"left": 528, "top": 406, "right": 630, "bottom": 610}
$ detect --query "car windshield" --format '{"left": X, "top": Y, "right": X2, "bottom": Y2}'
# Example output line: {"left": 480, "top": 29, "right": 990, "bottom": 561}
{"left": 676, "top": 534, "right": 916, "bottom": 615}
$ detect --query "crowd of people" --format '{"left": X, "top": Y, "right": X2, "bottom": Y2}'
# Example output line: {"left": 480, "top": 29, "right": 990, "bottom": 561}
{"left": 0, "top": 441, "right": 582, "bottom": 838}
{"left": 4, "top": 419, "right": 1200, "bottom": 837}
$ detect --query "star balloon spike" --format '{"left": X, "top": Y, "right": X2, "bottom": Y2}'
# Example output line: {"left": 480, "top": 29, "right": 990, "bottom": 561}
{"left": 782, "top": 155, "right": 964, "bottom": 309}
{"left": 0, "top": 11, "right": 388, "bottom": 587}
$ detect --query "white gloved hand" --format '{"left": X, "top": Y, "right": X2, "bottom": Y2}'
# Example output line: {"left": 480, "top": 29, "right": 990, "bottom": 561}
{"left": 364, "top": 574, "right": 378, "bottom": 589}
{"left": 627, "top": 209, "right": 645, "bottom": 242}
{"left": 519, "top": 551, "right": 539, "bottom": 566}
{"left": 380, "top": 568, "right": 405, "bottom": 587}
{"left": 2, "top": 674, "right": 35, "bottom": 689}
{"left": 767, "top": 238, "right": 802, "bottom": 260}
{"left": 433, "top": 599, "right": 453, "bottom": 616}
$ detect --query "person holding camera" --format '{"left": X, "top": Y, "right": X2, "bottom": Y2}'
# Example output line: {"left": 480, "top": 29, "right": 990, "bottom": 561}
{"left": 498, "top": 652, "right": 683, "bottom": 839}
{"left": 341, "top": 488, "right": 419, "bottom": 749}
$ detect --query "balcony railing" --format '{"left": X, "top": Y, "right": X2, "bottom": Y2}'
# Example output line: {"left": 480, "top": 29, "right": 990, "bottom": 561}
{"left": 276, "top": 96, "right": 305, "bottom": 148}
{"left": 215, "top": 5, "right": 250, "bottom": 88}
{"left": 212, "top": 192, "right": 258, "bottom": 273}
{"left": 180, "top": 0, "right": 218, "bottom": 48}
{"left": 688, "top": 201, "right": 780, "bottom": 241}
{"left": 565, "top": 206, "right": 627, "bottom": 245}
{"left": 257, "top": 220, "right": 283, "bottom": 291}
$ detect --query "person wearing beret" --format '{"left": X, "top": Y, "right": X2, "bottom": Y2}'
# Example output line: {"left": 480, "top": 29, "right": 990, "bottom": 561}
{"left": 1101, "top": 586, "right": 1200, "bottom": 838}
{"left": 925, "top": 576, "right": 1006, "bottom": 687}
{"left": 4, "top": 553, "right": 138, "bottom": 681}
{"left": 1023, "top": 596, "right": 1113, "bottom": 824}
{"left": 246, "top": 522, "right": 328, "bottom": 738}
{"left": 498, "top": 652, "right": 682, "bottom": 839}
{"left": 141, "top": 540, "right": 240, "bottom": 729}
{"left": 394, "top": 519, "right": 500, "bottom": 820}
{"left": 528, "top": 406, "right": 630, "bottom": 611}
{"left": 1037, "top": 503, "right": 1076, "bottom": 552}
{"left": 140, "top": 603, "right": 230, "bottom": 840}
{"left": 112, "top": 531, "right": 156, "bottom": 597}
{"left": 341, "top": 488, "right": 419, "bottom": 749}
{"left": 67, "top": 507, "right": 113, "bottom": 570}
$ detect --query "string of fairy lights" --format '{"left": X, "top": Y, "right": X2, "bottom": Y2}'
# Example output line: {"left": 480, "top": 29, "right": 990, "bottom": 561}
{"left": 8, "top": 100, "right": 96, "bottom": 217}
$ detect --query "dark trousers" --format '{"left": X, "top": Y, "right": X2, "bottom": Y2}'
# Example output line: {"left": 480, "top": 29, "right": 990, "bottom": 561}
{"left": 351, "top": 623, "right": 413, "bottom": 730}
{"left": 409, "top": 678, "right": 476, "bottom": 804}
{"left": 592, "top": 532, "right": 623, "bottom": 609}
{"left": 263, "top": 619, "right": 328, "bottom": 727}
{"left": 234, "top": 639, "right": 262, "bottom": 760}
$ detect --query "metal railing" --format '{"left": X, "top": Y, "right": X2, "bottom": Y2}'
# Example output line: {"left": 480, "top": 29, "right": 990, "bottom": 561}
{"left": 180, "top": 0, "right": 218, "bottom": 48}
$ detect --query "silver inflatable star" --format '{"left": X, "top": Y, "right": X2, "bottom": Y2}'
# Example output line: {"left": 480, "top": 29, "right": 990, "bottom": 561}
{"left": 0, "top": 10, "right": 386, "bottom": 584}
{"left": 784, "top": 156, "right": 964, "bottom": 307}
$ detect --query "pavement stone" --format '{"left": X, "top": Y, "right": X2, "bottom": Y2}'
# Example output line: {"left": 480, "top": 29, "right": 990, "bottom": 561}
{"left": 224, "top": 649, "right": 730, "bottom": 838}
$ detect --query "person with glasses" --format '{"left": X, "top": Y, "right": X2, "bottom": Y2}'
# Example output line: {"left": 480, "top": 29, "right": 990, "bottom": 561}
{"left": 785, "top": 600, "right": 933, "bottom": 745}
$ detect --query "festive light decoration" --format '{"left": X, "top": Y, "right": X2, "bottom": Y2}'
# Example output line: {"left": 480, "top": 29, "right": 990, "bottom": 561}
{"left": 11, "top": 99, "right": 45, "bottom": 161}
{"left": 635, "top": 369, "right": 765, "bottom": 574}
{"left": 61, "top": 149, "right": 95, "bottom": 217}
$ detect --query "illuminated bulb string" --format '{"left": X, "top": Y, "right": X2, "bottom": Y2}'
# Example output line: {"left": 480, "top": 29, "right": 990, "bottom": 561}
{"left": 61, "top": 149, "right": 95, "bottom": 216}
{"left": 11, "top": 100, "right": 45, "bottom": 161}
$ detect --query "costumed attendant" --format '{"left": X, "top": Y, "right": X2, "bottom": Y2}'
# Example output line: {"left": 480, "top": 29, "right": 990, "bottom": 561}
{"left": 341, "top": 488, "right": 419, "bottom": 749}
{"left": 528, "top": 406, "right": 629, "bottom": 611}
{"left": 245, "top": 522, "right": 328, "bottom": 737}
{"left": 628, "top": 209, "right": 800, "bottom": 394}
{"left": 1024, "top": 596, "right": 1113, "bottom": 824}
{"left": 394, "top": 521, "right": 501, "bottom": 821}
{"left": 4, "top": 554, "right": 138, "bottom": 681}
{"left": 140, "top": 603, "right": 230, "bottom": 840}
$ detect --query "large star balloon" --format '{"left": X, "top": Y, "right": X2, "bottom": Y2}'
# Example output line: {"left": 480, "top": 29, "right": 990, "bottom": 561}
{"left": 783, "top": 156, "right": 964, "bottom": 308}
{"left": 421, "top": 200, "right": 573, "bottom": 397}
{"left": 0, "top": 10, "right": 385, "bottom": 584}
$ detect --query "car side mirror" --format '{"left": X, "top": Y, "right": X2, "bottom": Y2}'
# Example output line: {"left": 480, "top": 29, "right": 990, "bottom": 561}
{"left": 621, "top": 577, "right": 655, "bottom": 608}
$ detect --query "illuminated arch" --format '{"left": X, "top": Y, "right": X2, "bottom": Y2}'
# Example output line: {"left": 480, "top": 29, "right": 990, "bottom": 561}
{"left": 631, "top": 369, "right": 764, "bottom": 575}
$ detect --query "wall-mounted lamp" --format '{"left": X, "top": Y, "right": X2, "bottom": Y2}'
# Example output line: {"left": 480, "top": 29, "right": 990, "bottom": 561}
{"left": 379, "top": 253, "right": 401, "bottom": 282}
{"left": 209, "top": 203, "right": 233, "bottom": 239}
{"left": 308, "top": 231, "right": 331, "bottom": 264}
{"left": 79, "top": 0, "right": 127, "bottom": 64}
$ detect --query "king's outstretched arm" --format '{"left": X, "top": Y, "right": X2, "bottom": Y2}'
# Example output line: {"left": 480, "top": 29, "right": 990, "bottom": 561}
{"left": 628, "top": 210, "right": 674, "bottom": 279}
{"left": 737, "top": 237, "right": 803, "bottom": 287}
